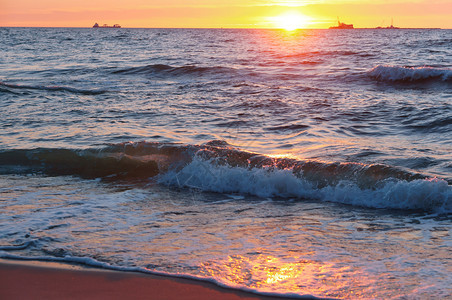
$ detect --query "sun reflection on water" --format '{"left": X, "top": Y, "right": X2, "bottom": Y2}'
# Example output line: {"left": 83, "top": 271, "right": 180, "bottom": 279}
{"left": 200, "top": 253, "right": 375, "bottom": 298}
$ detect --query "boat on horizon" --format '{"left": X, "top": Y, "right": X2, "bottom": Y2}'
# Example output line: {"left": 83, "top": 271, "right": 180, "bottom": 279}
{"left": 329, "top": 18, "right": 354, "bottom": 29}
{"left": 376, "top": 18, "right": 399, "bottom": 29}
{"left": 93, "top": 23, "right": 121, "bottom": 28}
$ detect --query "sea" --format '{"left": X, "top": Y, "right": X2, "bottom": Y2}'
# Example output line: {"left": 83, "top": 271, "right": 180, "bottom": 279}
{"left": 0, "top": 27, "right": 451, "bottom": 299}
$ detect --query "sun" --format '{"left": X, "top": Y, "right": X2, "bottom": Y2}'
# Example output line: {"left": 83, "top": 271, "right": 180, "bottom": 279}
{"left": 271, "top": 11, "right": 311, "bottom": 31}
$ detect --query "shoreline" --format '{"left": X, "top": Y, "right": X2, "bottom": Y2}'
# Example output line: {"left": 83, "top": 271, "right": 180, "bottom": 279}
{"left": 0, "top": 258, "right": 309, "bottom": 300}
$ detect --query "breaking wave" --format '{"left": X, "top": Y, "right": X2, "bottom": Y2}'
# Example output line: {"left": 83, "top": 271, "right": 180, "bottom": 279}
{"left": 0, "top": 82, "right": 108, "bottom": 95}
{"left": 1, "top": 141, "right": 450, "bottom": 212}
{"left": 368, "top": 65, "right": 452, "bottom": 83}
{"left": 160, "top": 157, "right": 450, "bottom": 212}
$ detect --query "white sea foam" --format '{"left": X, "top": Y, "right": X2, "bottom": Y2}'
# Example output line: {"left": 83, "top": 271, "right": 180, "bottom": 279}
{"left": 159, "top": 157, "right": 452, "bottom": 212}
{"left": 368, "top": 65, "right": 452, "bottom": 82}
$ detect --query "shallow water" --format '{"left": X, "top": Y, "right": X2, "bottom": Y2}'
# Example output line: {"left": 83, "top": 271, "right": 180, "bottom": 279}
{"left": 1, "top": 28, "right": 451, "bottom": 298}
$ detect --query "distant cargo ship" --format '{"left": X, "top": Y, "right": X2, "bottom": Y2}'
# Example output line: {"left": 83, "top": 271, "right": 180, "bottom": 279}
{"left": 329, "top": 18, "right": 354, "bottom": 29}
{"left": 93, "top": 23, "right": 121, "bottom": 28}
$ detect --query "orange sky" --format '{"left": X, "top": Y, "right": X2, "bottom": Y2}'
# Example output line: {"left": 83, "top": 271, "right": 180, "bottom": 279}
{"left": 1, "top": 0, "right": 451, "bottom": 29}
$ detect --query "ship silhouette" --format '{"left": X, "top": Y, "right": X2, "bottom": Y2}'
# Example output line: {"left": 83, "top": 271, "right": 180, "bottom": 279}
{"left": 329, "top": 18, "right": 354, "bottom": 29}
{"left": 93, "top": 23, "right": 121, "bottom": 28}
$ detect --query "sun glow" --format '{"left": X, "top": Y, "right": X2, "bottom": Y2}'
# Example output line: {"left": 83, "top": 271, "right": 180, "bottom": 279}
{"left": 270, "top": 11, "right": 311, "bottom": 31}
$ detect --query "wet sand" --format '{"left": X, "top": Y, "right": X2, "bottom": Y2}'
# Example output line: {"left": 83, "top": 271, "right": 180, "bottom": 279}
{"left": 0, "top": 258, "right": 302, "bottom": 300}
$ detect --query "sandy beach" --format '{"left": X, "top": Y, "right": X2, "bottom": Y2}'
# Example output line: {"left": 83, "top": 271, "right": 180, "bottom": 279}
{"left": 0, "top": 259, "right": 298, "bottom": 300}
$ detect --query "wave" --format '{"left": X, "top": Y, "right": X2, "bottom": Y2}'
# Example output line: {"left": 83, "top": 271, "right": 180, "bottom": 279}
{"left": 406, "top": 116, "right": 452, "bottom": 133}
{"left": 0, "top": 82, "right": 108, "bottom": 95}
{"left": 0, "top": 147, "right": 161, "bottom": 180}
{"left": 266, "top": 124, "right": 310, "bottom": 132}
{"left": 0, "top": 141, "right": 450, "bottom": 212}
{"left": 112, "top": 64, "right": 236, "bottom": 78}
{"left": 0, "top": 253, "right": 319, "bottom": 299}
{"left": 0, "top": 241, "right": 35, "bottom": 251}
{"left": 160, "top": 158, "right": 450, "bottom": 212}
{"left": 368, "top": 65, "right": 452, "bottom": 83}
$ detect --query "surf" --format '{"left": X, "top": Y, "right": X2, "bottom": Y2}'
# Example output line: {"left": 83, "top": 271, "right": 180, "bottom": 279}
{"left": 368, "top": 65, "right": 452, "bottom": 83}
{"left": 1, "top": 141, "right": 450, "bottom": 212}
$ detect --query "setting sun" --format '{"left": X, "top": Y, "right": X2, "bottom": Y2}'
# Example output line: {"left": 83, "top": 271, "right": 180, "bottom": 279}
{"left": 270, "top": 11, "right": 311, "bottom": 31}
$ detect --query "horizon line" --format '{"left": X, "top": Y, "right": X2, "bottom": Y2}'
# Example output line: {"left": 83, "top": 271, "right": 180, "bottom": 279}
{"left": 0, "top": 26, "right": 447, "bottom": 30}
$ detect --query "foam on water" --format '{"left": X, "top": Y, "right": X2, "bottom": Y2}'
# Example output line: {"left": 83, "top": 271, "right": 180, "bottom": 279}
{"left": 1, "top": 173, "right": 451, "bottom": 299}
{"left": 1, "top": 141, "right": 450, "bottom": 212}
{"left": 160, "top": 156, "right": 451, "bottom": 213}
{"left": 368, "top": 65, "right": 452, "bottom": 82}
{"left": 0, "top": 173, "right": 450, "bottom": 299}
{"left": 0, "top": 252, "right": 319, "bottom": 299}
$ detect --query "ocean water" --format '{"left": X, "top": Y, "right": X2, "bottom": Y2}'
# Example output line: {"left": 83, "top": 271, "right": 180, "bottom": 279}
{"left": 0, "top": 27, "right": 451, "bottom": 299}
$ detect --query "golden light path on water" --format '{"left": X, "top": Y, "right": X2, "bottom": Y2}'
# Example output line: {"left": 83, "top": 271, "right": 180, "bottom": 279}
{"left": 200, "top": 254, "right": 377, "bottom": 298}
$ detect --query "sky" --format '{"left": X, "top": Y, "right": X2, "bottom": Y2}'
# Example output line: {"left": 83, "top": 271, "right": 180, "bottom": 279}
{"left": 1, "top": 0, "right": 452, "bottom": 29}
